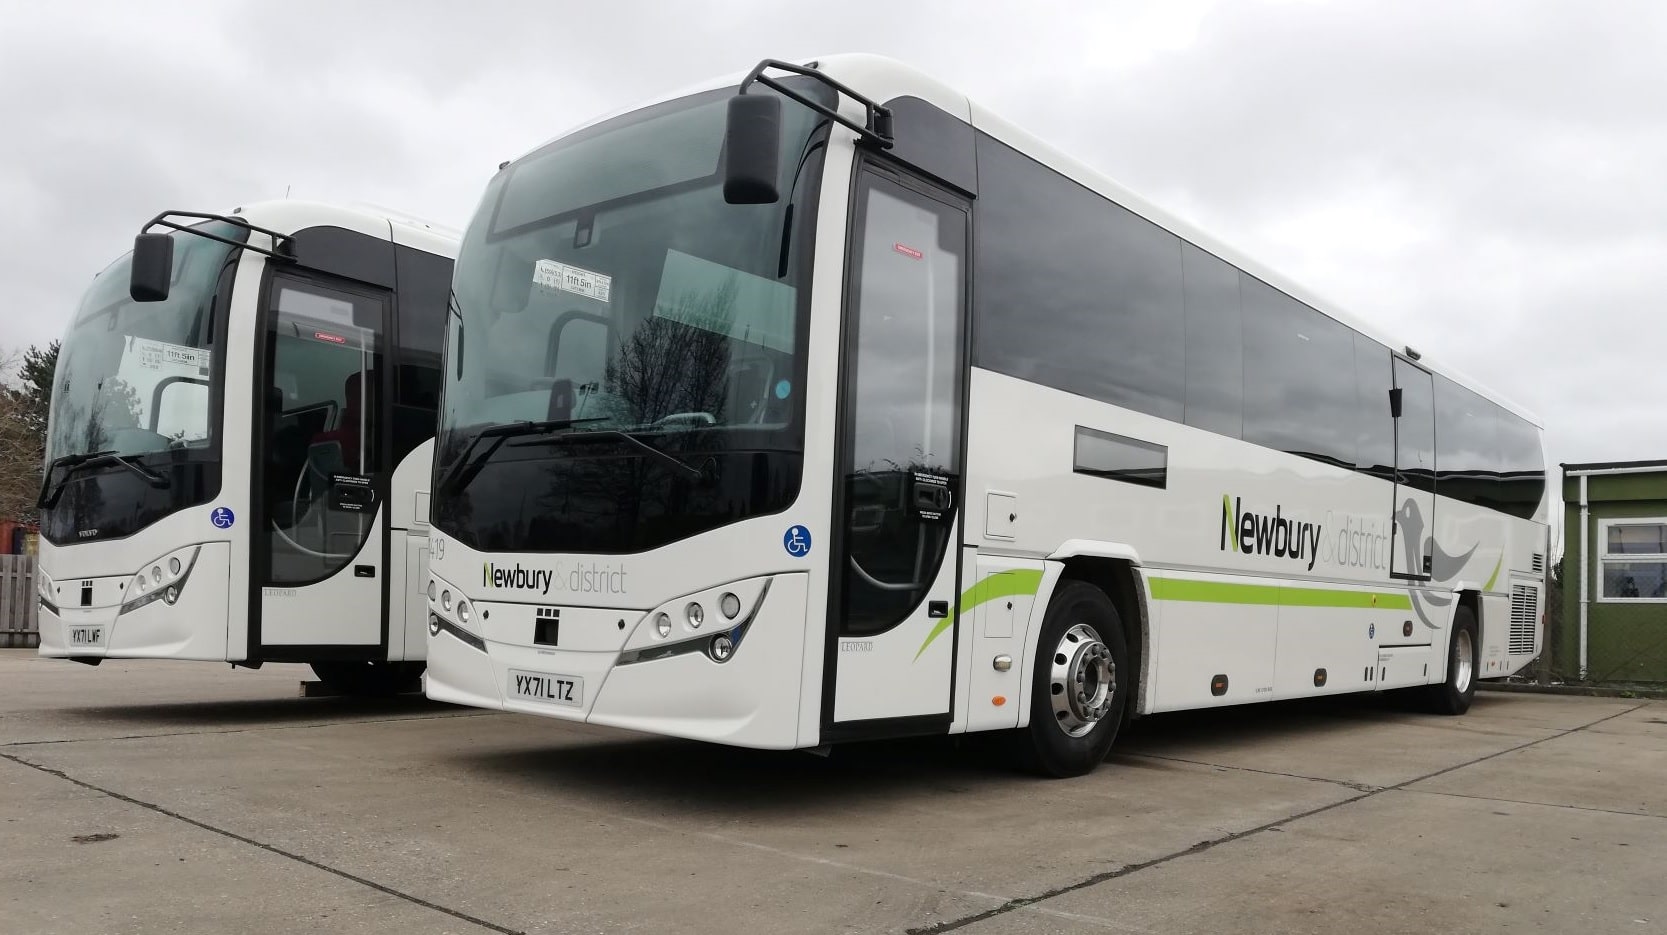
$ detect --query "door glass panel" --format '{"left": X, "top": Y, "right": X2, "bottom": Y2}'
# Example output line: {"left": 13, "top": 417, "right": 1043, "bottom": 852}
{"left": 839, "top": 175, "right": 967, "bottom": 636}
{"left": 1394, "top": 360, "right": 1435, "bottom": 494}
{"left": 1392, "top": 358, "right": 1435, "bottom": 579}
{"left": 263, "top": 277, "right": 385, "bottom": 585}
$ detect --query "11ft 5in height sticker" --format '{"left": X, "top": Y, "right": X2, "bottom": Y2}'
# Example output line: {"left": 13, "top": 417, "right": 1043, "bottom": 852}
{"left": 533, "top": 258, "right": 612, "bottom": 304}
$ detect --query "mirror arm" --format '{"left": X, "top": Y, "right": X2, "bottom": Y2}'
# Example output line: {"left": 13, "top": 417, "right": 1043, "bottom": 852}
{"left": 739, "top": 59, "right": 894, "bottom": 148}
{"left": 140, "top": 211, "right": 297, "bottom": 262}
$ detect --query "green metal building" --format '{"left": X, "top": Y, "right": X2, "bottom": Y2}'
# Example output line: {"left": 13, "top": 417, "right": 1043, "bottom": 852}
{"left": 1560, "top": 460, "right": 1667, "bottom": 684}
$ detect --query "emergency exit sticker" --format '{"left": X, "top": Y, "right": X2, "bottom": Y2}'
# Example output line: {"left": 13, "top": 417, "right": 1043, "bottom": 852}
{"left": 534, "top": 259, "right": 612, "bottom": 304}
{"left": 893, "top": 243, "right": 924, "bottom": 260}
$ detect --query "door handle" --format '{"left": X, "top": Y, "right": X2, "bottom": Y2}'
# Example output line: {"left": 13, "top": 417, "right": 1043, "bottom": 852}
{"left": 912, "top": 481, "right": 952, "bottom": 513}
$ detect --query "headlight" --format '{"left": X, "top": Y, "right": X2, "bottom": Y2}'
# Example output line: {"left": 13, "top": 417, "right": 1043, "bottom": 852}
{"left": 427, "top": 579, "right": 437, "bottom": 601}
{"left": 168, "top": 557, "right": 182, "bottom": 576}
{"left": 654, "top": 612, "right": 672, "bottom": 638}
{"left": 151, "top": 566, "right": 163, "bottom": 584}
{"left": 441, "top": 590, "right": 452, "bottom": 612}
{"left": 457, "top": 600, "right": 472, "bottom": 625}
{"left": 709, "top": 634, "right": 736, "bottom": 662}
{"left": 685, "top": 602, "right": 704, "bottom": 629}
{"left": 720, "top": 592, "right": 741, "bottom": 619}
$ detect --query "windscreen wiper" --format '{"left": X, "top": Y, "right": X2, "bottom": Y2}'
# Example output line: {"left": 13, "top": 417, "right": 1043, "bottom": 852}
{"left": 37, "top": 451, "right": 170, "bottom": 509}
{"left": 524, "top": 429, "right": 703, "bottom": 480}
{"left": 435, "top": 418, "right": 609, "bottom": 497}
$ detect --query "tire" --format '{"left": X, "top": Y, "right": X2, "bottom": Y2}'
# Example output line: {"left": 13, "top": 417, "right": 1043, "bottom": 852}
{"left": 1013, "top": 580, "right": 1131, "bottom": 778}
{"left": 1424, "top": 605, "right": 1478, "bottom": 715}
{"left": 309, "top": 660, "right": 424, "bottom": 696}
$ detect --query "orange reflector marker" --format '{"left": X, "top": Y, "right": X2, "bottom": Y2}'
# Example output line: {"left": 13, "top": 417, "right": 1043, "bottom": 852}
{"left": 992, "top": 695, "right": 1006, "bottom": 706}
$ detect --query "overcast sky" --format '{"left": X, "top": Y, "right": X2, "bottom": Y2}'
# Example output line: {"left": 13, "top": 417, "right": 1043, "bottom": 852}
{"left": 3, "top": 0, "right": 1662, "bottom": 497}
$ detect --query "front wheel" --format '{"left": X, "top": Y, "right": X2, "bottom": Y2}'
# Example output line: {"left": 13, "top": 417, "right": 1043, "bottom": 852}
{"left": 1424, "top": 605, "right": 1478, "bottom": 715}
{"left": 1013, "top": 580, "right": 1131, "bottom": 778}
{"left": 309, "top": 660, "right": 424, "bottom": 697}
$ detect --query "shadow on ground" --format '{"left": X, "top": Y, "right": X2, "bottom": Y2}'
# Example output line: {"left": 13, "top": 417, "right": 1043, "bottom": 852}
{"left": 59, "top": 693, "right": 466, "bottom": 730}
{"left": 445, "top": 691, "right": 1446, "bottom": 815}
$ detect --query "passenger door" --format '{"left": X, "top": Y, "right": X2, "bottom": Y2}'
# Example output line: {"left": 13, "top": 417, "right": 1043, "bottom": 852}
{"left": 254, "top": 273, "right": 390, "bottom": 651}
{"left": 1391, "top": 357, "right": 1436, "bottom": 581}
{"left": 824, "top": 166, "right": 970, "bottom": 734}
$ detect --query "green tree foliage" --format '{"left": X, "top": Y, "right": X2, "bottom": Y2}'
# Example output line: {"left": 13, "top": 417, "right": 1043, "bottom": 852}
{"left": 16, "top": 340, "right": 57, "bottom": 446}
{"left": 1, "top": 341, "right": 58, "bottom": 524}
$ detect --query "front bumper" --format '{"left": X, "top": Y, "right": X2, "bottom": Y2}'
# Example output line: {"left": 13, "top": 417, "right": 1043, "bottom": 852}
{"left": 37, "top": 542, "right": 231, "bottom": 661}
{"left": 425, "top": 572, "right": 809, "bottom": 749}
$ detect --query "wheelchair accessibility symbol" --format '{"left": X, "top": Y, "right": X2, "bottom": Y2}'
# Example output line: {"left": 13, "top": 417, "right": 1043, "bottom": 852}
{"left": 783, "top": 525, "right": 811, "bottom": 558}
{"left": 210, "top": 507, "right": 235, "bottom": 529}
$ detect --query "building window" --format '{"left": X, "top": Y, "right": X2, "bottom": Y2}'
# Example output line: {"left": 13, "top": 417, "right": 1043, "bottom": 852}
{"left": 1599, "top": 519, "right": 1667, "bottom": 601}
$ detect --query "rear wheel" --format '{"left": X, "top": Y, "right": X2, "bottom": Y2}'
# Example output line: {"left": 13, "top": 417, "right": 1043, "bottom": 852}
{"left": 1014, "top": 580, "right": 1130, "bottom": 778}
{"left": 309, "top": 660, "right": 424, "bottom": 696}
{"left": 1424, "top": 606, "right": 1478, "bottom": 715}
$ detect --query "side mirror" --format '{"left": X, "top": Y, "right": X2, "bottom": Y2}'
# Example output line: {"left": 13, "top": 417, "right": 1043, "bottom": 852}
{"left": 723, "top": 94, "right": 782, "bottom": 205}
{"left": 130, "top": 233, "right": 175, "bottom": 302}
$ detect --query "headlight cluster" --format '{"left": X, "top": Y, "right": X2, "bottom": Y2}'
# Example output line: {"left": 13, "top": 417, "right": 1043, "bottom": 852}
{"left": 427, "top": 576, "right": 484, "bottom": 651}
{"left": 647, "top": 592, "right": 741, "bottom": 641}
{"left": 635, "top": 584, "right": 765, "bottom": 666}
{"left": 119, "top": 546, "right": 200, "bottom": 615}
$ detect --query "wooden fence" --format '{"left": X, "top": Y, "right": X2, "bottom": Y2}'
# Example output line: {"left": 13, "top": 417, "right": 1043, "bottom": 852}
{"left": 1, "top": 554, "right": 39, "bottom": 648}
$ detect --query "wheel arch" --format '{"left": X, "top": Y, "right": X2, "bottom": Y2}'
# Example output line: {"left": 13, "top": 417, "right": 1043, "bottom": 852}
{"left": 1042, "top": 541, "right": 1150, "bottom": 719}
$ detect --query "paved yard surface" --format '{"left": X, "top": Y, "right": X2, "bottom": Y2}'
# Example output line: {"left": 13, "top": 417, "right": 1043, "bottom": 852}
{"left": 2, "top": 649, "right": 1663, "bottom": 934}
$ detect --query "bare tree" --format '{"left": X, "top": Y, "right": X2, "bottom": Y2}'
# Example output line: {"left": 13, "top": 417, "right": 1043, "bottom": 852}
{"left": 603, "top": 279, "right": 735, "bottom": 426}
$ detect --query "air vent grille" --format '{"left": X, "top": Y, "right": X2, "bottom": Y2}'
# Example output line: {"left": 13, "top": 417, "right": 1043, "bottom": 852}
{"left": 1531, "top": 553, "right": 1544, "bottom": 574}
{"left": 1509, "top": 584, "right": 1539, "bottom": 655}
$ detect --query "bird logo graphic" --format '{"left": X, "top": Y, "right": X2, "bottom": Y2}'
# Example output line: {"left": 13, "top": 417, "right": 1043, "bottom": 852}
{"left": 1395, "top": 497, "right": 1480, "bottom": 629}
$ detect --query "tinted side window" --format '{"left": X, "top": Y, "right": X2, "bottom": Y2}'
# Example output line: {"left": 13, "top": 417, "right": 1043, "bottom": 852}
{"left": 1181, "top": 243, "right": 1243, "bottom": 437}
{"left": 1496, "top": 408, "right": 1545, "bottom": 519}
{"left": 392, "top": 247, "right": 453, "bottom": 464}
{"left": 1353, "top": 335, "right": 1395, "bottom": 481}
{"left": 973, "top": 134, "right": 1184, "bottom": 421}
{"left": 1074, "top": 426, "right": 1168, "bottom": 488}
{"left": 1241, "top": 276, "right": 1357, "bottom": 470}
{"left": 1434, "top": 376, "right": 1498, "bottom": 509}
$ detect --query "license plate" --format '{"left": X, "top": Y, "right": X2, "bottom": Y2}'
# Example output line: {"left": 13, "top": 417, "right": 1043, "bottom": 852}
{"left": 508, "top": 669, "right": 582, "bottom": 707}
{"left": 68, "top": 625, "right": 106, "bottom": 647}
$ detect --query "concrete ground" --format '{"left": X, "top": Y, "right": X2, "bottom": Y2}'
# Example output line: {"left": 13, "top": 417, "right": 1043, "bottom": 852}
{"left": 2, "top": 650, "right": 1663, "bottom": 935}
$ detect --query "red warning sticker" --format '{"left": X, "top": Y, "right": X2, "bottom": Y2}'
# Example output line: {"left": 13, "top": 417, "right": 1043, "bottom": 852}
{"left": 313, "top": 331, "right": 347, "bottom": 344}
{"left": 893, "top": 243, "right": 924, "bottom": 260}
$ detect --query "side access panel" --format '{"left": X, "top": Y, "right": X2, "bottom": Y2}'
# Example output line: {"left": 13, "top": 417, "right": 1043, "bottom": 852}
{"left": 392, "top": 534, "right": 429, "bottom": 662}
{"left": 1144, "top": 571, "right": 1279, "bottom": 711}
{"left": 958, "top": 552, "right": 1044, "bottom": 733}
{"left": 1373, "top": 587, "right": 1441, "bottom": 690}
{"left": 1272, "top": 586, "right": 1400, "bottom": 700}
